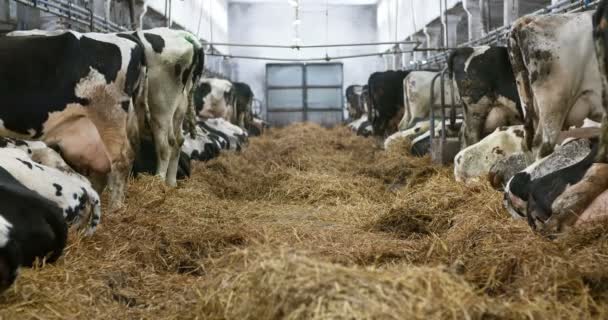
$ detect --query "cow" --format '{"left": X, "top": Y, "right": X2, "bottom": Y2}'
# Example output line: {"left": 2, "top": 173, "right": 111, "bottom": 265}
{"left": 593, "top": 0, "right": 608, "bottom": 163}
{"left": 0, "top": 162, "right": 68, "bottom": 293}
{"left": 454, "top": 125, "right": 526, "bottom": 184}
{"left": 3, "top": 30, "right": 147, "bottom": 207}
{"left": 198, "top": 118, "right": 248, "bottom": 152}
{"left": 195, "top": 78, "right": 233, "bottom": 120}
{"left": 367, "top": 70, "right": 410, "bottom": 137}
{"left": 133, "top": 28, "right": 204, "bottom": 187}
{"left": 512, "top": 139, "right": 606, "bottom": 234}
{"left": 345, "top": 85, "right": 364, "bottom": 121}
{"left": 509, "top": 12, "right": 604, "bottom": 159}
{"left": 232, "top": 82, "right": 254, "bottom": 129}
{"left": 504, "top": 138, "right": 593, "bottom": 221}
{"left": 399, "top": 71, "right": 460, "bottom": 130}
{"left": 448, "top": 46, "right": 523, "bottom": 148}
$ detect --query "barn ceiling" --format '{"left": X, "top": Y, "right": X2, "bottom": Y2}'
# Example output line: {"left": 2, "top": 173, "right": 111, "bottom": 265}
{"left": 229, "top": 0, "right": 377, "bottom": 5}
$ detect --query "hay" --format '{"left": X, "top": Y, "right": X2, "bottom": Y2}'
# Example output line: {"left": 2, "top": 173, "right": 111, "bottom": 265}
{"left": 1, "top": 123, "right": 608, "bottom": 319}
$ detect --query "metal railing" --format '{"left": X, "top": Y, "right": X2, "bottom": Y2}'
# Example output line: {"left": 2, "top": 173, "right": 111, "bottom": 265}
{"left": 418, "top": 0, "right": 601, "bottom": 68}
{"left": 11, "top": 0, "right": 126, "bottom": 32}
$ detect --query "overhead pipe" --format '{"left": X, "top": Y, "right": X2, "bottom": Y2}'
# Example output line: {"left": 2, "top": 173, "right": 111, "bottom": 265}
{"left": 206, "top": 40, "right": 419, "bottom": 49}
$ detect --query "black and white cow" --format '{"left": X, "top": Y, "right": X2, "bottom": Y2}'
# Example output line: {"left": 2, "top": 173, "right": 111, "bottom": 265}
{"left": 0, "top": 162, "right": 68, "bottom": 293}
{"left": 3, "top": 30, "right": 147, "bottom": 207}
{"left": 132, "top": 28, "right": 204, "bottom": 187}
{"left": 509, "top": 12, "right": 604, "bottom": 159}
{"left": 131, "top": 138, "right": 192, "bottom": 181}
{"left": 367, "top": 70, "right": 410, "bottom": 137}
{"left": 504, "top": 138, "right": 594, "bottom": 222}
{"left": 0, "top": 142, "right": 101, "bottom": 234}
{"left": 448, "top": 46, "right": 523, "bottom": 148}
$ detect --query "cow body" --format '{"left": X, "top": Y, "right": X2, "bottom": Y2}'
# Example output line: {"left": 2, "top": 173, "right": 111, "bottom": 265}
{"left": 399, "top": 71, "right": 460, "bottom": 130}
{"left": 136, "top": 28, "right": 204, "bottom": 187}
{"left": 449, "top": 46, "right": 523, "bottom": 147}
{"left": 454, "top": 125, "right": 525, "bottom": 184}
{"left": 509, "top": 12, "right": 604, "bottom": 159}
{"left": 3, "top": 30, "right": 147, "bottom": 207}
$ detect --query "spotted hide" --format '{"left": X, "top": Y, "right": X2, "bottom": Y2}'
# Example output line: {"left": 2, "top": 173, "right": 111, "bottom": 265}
{"left": 509, "top": 12, "right": 604, "bottom": 159}
{"left": 3, "top": 30, "right": 147, "bottom": 207}
{"left": 448, "top": 46, "right": 523, "bottom": 148}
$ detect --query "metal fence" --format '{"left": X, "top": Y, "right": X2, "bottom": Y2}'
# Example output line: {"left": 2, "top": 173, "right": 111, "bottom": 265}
{"left": 419, "top": 0, "right": 600, "bottom": 68}
{"left": 10, "top": 0, "right": 125, "bottom": 32}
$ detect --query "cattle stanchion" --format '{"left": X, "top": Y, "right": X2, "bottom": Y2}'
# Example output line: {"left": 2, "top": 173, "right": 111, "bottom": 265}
{"left": 429, "top": 68, "right": 461, "bottom": 165}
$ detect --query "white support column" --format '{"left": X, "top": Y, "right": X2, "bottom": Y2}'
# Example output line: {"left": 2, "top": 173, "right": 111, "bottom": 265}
{"left": 463, "top": 0, "right": 484, "bottom": 40}
{"left": 504, "top": 0, "right": 518, "bottom": 26}
{"left": 442, "top": 14, "right": 461, "bottom": 48}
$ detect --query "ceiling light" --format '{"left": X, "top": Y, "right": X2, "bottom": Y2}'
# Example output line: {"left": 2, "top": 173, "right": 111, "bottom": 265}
{"left": 288, "top": 0, "right": 299, "bottom": 7}
{"left": 293, "top": 19, "right": 301, "bottom": 25}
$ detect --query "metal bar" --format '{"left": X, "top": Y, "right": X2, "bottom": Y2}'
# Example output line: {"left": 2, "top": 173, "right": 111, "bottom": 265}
{"left": 208, "top": 48, "right": 449, "bottom": 62}
{"left": 206, "top": 40, "right": 419, "bottom": 49}
{"left": 429, "top": 72, "right": 441, "bottom": 140}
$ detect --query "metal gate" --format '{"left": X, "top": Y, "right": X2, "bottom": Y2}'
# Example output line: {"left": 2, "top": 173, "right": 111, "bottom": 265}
{"left": 265, "top": 63, "right": 343, "bottom": 127}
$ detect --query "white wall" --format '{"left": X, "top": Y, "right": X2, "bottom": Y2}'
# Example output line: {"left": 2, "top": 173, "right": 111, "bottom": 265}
{"left": 228, "top": 2, "right": 382, "bottom": 104}
{"left": 147, "top": 0, "right": 229, "bottom": 45}
{"left": 377, "top": 0, "right": 462, "bottom": 42}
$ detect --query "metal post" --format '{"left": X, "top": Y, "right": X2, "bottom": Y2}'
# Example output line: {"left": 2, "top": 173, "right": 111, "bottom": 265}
{"left": 429, "top": 71, "right": 442, "bottom": 140}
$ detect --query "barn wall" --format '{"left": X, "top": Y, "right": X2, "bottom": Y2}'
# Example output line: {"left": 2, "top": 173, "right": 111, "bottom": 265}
{"left": 228, "top": 2, "right": 381, "bottom": 107}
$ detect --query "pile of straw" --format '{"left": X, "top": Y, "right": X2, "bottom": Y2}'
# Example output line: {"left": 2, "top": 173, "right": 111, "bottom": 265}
{"left": 1, "top": 123, "right": 608, "bottom": 319}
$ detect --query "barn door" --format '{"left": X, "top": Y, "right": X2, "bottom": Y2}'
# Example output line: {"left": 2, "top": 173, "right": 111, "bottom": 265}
{"left": 266, "top": 63, "right": 343, "bottom": 127}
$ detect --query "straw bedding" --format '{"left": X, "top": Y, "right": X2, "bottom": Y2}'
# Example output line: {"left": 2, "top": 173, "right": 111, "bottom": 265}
{"left": 1, "top": 123, "right": 608, "bottom": 319}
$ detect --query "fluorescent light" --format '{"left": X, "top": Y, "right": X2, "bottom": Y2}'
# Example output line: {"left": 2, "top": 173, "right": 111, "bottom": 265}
{"left": 293, "top": 19, "right": 301, "bottom": 25}
{"left": 288, "top": 0, "right": 298, "bottom": 7}
{"left": 421, "top": 60, "right": 427, "bottom": 64}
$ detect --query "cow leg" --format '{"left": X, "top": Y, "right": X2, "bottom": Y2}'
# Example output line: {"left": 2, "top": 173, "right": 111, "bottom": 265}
{"left": 166, "top": 95, "right": 188, "bottom": 186}
{"left": 151, "top": 118, "right": 172, "bottom": 182}
{"left": 533, "top": 94, "right": 569, "bottom": 159}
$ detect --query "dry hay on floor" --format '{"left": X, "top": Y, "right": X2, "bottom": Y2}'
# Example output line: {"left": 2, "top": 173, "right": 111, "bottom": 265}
{"left": 1, "top": 123, "right": 608, "bottom": 319}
